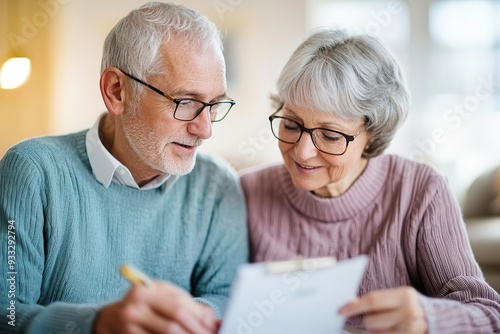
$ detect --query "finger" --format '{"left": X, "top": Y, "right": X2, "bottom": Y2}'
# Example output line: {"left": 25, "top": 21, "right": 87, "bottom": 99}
{"left": 199, "top": 304, "right": 217, "bottom": 329}
{"left": 162, "top": 305, "right": 214, "bottom": 334}
{"left": 363, "top": 308, "right": 402, "bottom": 332}
{"left": 215, "top": 319, "right": 222, "bottom": 332}
{"left": 144, "top": 316, "right": 191, "bottom": 334}
{"left": 137, "top": 304, "right": 192, "bottom": 334}
{"left": 149, "top": 282, "right": 216, "bottom": 333}
{"left": 338, "top": 297, "right": 361, "bottom": 316}
{"left": 94, "top": 301, "right": 151, "bottom": 334}
{"left": 127, "top": 324, "right": 150, "bottom": 334}
{"left": 339, "top": 289, "right": 405, "bottom": 316}
{"left": 365, "top": 312, "right": 427, "bottom": 334}
{"left": 124, "top": 285, "right": 209, "bottom": 334}
{"left": 341, "top": 288, "right": 427, "bottom": 334}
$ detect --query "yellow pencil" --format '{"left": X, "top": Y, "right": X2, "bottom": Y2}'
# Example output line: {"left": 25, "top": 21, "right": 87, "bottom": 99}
{"left": 120, "top": 264, "right": 155, "bottom": 289}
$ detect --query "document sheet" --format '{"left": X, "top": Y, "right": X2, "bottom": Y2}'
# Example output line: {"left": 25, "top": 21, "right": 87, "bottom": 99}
{"left": 220, "top": 255, "right": 368, "bottom": 334}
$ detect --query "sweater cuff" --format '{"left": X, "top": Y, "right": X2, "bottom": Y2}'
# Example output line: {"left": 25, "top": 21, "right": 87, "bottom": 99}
{"left": 26, "top": 303, "right": 103, "bottom": 334}
{"left": 194, "top": 296, "right": 224, "bottom": 319}
{"left": 418, "top": 294, "right": 436, "bottom": 334}
{"left": 418, "top": 293, "right": 464, "bottom": 334}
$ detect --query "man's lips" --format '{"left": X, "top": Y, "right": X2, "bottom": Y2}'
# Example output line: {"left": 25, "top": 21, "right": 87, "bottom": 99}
{"left": 174, "top": 142, "right": 196, "bottom": 148}
{"left": 170, "top": 143, "right": 196, "bottom": 156}
{"left": 172, "top": 138, "right": 202, "bottom": 149}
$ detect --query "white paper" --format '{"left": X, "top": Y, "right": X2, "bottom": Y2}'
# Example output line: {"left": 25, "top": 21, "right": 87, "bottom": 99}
{"left": 220, "top": 255, "right": 368, "bottom": 334}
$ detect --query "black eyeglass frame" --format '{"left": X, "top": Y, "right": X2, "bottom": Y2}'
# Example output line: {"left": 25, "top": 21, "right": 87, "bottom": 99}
{"left": 120, "top": 69, "right": 235, "bottom": 122}
{"left": 268, "top": 108, "right": 364, "bottom": 156}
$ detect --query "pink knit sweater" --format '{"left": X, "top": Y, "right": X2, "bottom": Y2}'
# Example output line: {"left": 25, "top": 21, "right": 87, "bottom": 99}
{"left": 240, "top": 154, "right": 500, "bottom": 333}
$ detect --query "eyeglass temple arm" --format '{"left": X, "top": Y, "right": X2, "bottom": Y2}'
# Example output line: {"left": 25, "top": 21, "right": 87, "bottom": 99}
{"left": 120, "top": 70, "right": 175, "bottom": 102}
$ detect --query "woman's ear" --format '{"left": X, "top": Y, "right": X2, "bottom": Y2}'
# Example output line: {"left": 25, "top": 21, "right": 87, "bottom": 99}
{"left": 100, "top": 67, "right": 128, "bottom": 116}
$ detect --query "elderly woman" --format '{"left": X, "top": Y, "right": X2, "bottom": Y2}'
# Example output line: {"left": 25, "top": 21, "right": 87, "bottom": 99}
{"left": 240, "top": 28, "right": 500, "bottom": 333}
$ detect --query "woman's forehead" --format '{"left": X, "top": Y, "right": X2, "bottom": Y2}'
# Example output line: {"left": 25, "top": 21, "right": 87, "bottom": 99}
{"left": 281, "top": 103, "right": 363, "bottom": 129}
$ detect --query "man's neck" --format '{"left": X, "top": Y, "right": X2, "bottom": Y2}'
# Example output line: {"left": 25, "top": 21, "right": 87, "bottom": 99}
{"left": 99, "top": 114, "right": 163, "bottom": 186}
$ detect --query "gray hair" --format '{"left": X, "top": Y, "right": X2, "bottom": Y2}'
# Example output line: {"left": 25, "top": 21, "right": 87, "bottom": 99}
{"left": 101, "top": 2, "right": 223, "bottom": 99}
{"left": 276, "top": 28, "right": 410, "bottom": 158}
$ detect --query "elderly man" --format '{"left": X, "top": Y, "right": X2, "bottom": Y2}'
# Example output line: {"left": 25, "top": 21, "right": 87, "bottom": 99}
{"left": 0, "top": 2, "right": 248, "bottom": 333}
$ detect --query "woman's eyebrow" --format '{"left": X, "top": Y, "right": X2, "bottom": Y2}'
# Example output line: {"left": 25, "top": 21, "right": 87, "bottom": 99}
{"left": 283, "top": 107, "right": 350, "bottom": 130}
{"left": 281, "top": 107, "right": 300, "bottom": 118}
{"left": 316, "top": 120, "right": 349, "bottom": 130}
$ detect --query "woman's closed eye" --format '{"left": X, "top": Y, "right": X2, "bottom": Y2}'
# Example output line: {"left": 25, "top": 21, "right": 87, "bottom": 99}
{"left": 318, "top": 130, "right": 343, "bottom": 142}
{"left": 283, "top": 119, "right": 300, "bottom": 130}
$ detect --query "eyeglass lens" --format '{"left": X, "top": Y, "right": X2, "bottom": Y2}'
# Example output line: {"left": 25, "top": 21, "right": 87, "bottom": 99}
{"left": 175, "top": 100, "right": 233, "bottom": 122}
{"left": 270, "top": 117, "right": 348, "bottom": 155}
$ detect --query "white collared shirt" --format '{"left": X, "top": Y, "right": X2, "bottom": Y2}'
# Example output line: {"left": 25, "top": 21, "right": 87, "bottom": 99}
{"left": 85, "top": 113, "right": 175, "bottom": 190}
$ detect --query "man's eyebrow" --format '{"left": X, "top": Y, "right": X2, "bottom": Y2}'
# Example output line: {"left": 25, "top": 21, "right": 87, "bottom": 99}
{"left": 169, "top": 89, "right": 228, "bottom": 102}
{"left": 213, "top": 93, "right": 230, "bottom": 101}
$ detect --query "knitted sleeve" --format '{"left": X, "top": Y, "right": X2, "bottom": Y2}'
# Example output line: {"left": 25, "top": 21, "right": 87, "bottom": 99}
{"left": 0, "top": 147, "right": 100, "bottom": 334}
{"left": 414, "top": 173, "right": 500, "bottom": 333}
{"left": 191, "top": 162, "right": 249, "bottom": 318}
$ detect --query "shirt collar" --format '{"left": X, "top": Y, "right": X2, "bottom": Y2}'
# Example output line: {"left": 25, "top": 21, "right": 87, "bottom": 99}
{"left": 86, "top": 113, "right": 175, "bottom": 190}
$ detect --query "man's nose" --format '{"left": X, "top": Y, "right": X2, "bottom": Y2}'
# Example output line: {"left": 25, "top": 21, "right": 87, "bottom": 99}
{"left": 187, "top": 107, "right": 213, "bottom": 140}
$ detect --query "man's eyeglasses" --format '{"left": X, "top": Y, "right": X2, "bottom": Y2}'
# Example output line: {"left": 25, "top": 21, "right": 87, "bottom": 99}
{"left": 269, "top": 108, "right": 364, "bottom": 156}
{"left": 120, "top": 70, "right": 235, "bottom": 122}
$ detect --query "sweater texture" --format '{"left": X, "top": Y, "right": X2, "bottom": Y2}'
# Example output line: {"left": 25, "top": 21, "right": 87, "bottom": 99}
{"left": 240, "top": 154, "right": 500, "bottom": 333}
{"left": 0, "top": 130, "right": 249, "bottom": 333}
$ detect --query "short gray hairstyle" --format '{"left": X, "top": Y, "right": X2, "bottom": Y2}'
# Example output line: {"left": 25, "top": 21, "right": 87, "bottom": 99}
{"left": 276, "top": 28, "right": 410, "bottom": 158}
{"left": 101, "top": 2, "right": 223, "bottom": 98}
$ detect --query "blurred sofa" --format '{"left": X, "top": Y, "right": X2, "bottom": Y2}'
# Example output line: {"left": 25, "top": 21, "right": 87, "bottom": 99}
{"left": 462, "top": 167, "right": 500, "bottom": 293}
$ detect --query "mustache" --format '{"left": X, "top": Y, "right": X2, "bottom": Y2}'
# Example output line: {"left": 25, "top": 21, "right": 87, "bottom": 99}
{"left": 170, "top": 136, "right": 203, "bottom": 147}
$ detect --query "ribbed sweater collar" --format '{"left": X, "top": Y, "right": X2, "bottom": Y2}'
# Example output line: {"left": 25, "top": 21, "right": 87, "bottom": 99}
{"left": 75, "top": 130, "right": 91, "bottom": 167}
{"left": 279, "top": 155, "right": 389, "bottom": 222}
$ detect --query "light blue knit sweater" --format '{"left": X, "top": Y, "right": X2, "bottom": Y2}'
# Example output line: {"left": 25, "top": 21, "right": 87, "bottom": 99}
{"left": 0, "top": 130, "right": 249, "bottom": 333}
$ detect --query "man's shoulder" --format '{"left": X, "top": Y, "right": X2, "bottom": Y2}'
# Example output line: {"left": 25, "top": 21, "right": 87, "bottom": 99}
{"left": 1, "top": 131, "right": 88, "bottom": 171}
{"left": 6, "top": 131, "right": 86, "bottom": 155}
{"left": 191, "top": 152, "right": 239, "bottom": 183}
{"left": 176, "top": 152, "right": 244, "bottom": 200}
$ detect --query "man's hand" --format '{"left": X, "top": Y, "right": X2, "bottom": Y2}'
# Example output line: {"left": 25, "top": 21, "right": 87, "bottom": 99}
{"left": 94, "top": 281, "right": 218, "bottom": 334}
{"left": 339, "top": 287, "right": 428, "bottom": 334}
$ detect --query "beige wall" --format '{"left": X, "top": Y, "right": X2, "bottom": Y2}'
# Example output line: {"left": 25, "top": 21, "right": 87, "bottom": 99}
{"left": 0, "top": 0, "right": 308, "bottom": 167}
{"left": 0, "top": 0, "right": 55, "bottom": 156}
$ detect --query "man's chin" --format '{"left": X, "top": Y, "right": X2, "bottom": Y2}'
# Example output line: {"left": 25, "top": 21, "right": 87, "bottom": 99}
{"left": 163, "top": 153, "right": 197, "bottom": 176}
{"left": 169, "top": 165, "right": 195, "bottom": 176}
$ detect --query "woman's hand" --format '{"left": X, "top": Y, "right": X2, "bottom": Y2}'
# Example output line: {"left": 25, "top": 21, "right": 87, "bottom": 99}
{"left": 339, "top": 287, "right": 428, "bottom": 334}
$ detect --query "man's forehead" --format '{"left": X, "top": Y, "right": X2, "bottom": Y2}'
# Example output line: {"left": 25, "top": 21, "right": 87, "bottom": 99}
{"left": 154, "top": 40, "right": 227, "bottom": 99}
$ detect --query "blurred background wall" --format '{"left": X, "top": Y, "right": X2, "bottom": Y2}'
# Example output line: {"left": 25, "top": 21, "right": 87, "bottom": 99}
{"left": 1, "top": 0, "right": 499, "bottom": 204}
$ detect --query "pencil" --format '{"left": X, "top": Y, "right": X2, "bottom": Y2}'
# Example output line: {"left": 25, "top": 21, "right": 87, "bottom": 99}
{"left": 120, "top": 264, "right": 155, "bottom": 289}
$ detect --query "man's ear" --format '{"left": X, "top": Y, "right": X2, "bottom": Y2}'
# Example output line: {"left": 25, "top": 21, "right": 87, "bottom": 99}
{"left": 100, "top": 67, "right": 128, "bottom": 116}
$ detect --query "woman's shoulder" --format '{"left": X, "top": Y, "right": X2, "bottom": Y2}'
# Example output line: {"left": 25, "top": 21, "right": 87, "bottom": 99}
{"left": 380, "top": 154, "right": 443, "bottom": 177}
{"left": 377, "top": 154, "right": 449, "bottom": 192}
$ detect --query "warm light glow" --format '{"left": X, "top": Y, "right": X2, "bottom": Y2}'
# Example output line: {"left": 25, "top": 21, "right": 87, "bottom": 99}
{"left": 0, "top": 57, "right": 32, "bottom": 89}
